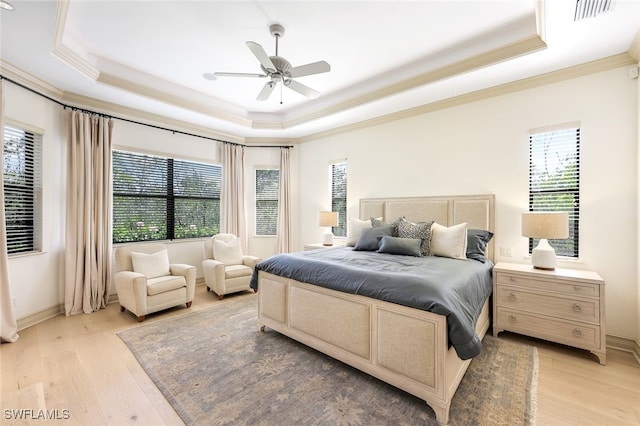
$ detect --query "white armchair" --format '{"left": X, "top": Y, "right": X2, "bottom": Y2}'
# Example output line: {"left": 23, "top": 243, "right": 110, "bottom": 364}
{"left": 202, "top": 234, "right": 261, "bottom": 300}
{"left": 114, "top": 243, "right": 196, "bottom": 322}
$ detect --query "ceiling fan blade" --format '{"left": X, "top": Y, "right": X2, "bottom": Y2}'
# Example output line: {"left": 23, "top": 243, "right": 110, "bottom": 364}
{"left": 257, "top": 81, "right": 277, "bottom": 101}
{"left": 246, "top": 41, "right": 276, "bottom": 73}
{"left": 289, "top": 61, "right": 331, "bottom": 78}
{"left": 284, "top": 79, "right": 319, "bottom": 99}
{"left": 213, "top": 72, "right": 267, "bottom": 78}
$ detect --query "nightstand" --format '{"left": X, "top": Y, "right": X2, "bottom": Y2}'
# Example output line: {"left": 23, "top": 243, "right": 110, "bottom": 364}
{"left": 303, "top": 241, "right": 347, "bottom": 251}
{"left": 493, "top": 262, "right": 606, "bottom": 365}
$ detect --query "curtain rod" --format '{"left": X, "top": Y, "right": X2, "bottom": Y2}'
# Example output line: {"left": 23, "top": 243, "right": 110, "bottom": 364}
{"left": 0, "top": 75, "right": 293, "bottom": 149}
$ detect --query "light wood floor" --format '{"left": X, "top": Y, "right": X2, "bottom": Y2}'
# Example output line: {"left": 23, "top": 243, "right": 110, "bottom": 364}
{"left": 1, "top": 284, "right": 639, "bottom": 426}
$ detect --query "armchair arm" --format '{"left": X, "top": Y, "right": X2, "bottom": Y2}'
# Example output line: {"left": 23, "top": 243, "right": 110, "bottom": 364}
{"left": 170, "top": 263, "right": 197, "bottom": 302}
{"left": 114, "top": 271, "right": 148, "bottom": 314}
{"left": 202, "top": 259, "right": 225, "bottom": 292}
{"left": 242, "top": 255, "right": 262, "bottom": 269}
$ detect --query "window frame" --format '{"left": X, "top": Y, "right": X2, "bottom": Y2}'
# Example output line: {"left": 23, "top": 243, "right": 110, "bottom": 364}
{"left": 2, "top": 122, "right": 43, "bottom": 256}
{"left": 112, "top": 149, "right": 222, "bottom": 244}
{"left": 528, "top": 124, "right": 580, "bottom": 259}
{"left": 255, "top": 167, "right": 279, "bottom": 237}
{"left": 330, "top": 161, "right": 347, "bottom": 238}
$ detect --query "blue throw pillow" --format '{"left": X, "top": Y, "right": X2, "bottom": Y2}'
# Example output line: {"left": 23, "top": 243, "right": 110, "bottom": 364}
{"left": 354, "top": 226, "right": 393, "bottom": 251}
{"left": 466, "top": 229, "right": 494, "bottom": 263}
{"left": 377, "top": 236, "right": 422, "bottom": 257}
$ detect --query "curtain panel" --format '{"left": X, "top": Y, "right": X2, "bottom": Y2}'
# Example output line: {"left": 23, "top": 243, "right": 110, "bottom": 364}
{"left": 277, "top": 147, "right": 291, "bottom": 253}
{"left": 220, "top": 143, "right": 247, "bottom": 251}
{"left": 0, "top": 80, "right": 19, "bottom": 343}
{"left": 64, "top": 111, "right": 113, "bottom": 315}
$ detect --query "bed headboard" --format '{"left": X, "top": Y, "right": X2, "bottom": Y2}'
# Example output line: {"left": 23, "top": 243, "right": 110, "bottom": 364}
{"left": 359, "top": 194, "right": 495, "bottom": 261}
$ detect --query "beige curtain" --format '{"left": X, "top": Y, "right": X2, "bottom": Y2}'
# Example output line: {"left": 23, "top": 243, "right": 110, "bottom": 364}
{"left": 0, "top": 80, "right": 19, "bottom": 343}
{"left": 64, "top": 111, "right": 113, "bottom": 315}
{"left": 277, "top": 147, "right": 291, "bottom": 253}
{"left": 220, "top": 143, "right": 247, "bottom": 251}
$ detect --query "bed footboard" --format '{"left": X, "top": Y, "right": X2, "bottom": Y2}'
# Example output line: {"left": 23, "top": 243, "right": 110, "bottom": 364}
{"left": 257, "top": 271, "right": 489, "bottom": 425}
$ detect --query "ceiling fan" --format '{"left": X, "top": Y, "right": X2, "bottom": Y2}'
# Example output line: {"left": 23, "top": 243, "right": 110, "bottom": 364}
{"left": 204, "top": 24, "right": 330, "bottom": 102}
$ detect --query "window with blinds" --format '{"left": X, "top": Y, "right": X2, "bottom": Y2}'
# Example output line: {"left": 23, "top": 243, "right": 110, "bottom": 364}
{"left": 112, "top": 150, "right": 221, "bottom": 243}
{"left": 528, "top": 126, "right": 580, "bottom": 258}
{"left": 255, "top": 168, "right": 279, "bottom": 236}
{"left": 3, "top": 124, "right": 42, "bottom": 255}
{"left": 331, "top": 162, "right": 347, "bottom": 237}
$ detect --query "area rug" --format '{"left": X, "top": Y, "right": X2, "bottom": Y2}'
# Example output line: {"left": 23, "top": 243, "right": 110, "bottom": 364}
{"left": 117, "top": 294, "right": 538, "bottom": 425}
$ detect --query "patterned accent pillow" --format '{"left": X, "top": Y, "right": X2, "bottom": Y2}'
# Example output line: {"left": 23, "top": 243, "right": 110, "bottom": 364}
{"left": 397, "top": 218, "right": 434, "bottom": 257}
{"left": 370, "top": 217, "right": 403, "bottom": 237}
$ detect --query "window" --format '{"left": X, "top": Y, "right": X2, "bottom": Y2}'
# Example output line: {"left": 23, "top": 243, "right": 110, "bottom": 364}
{"left": 528, "top": 126, "right": 580, "bottom": 258}
{"left": 330, "top": 162, "right": 347, "bottom": 237}
{"left": 255, "top": 168, "right": 279, "bottom": 236}
{"left": 3, "top": 124, "right": 42, "bottom": 255}
{"left": 112, "top": 150, "right": 221, "bottom": 243}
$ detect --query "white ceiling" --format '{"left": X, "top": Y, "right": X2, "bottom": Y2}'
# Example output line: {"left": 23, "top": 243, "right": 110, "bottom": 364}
{"left": 1, "top": 0, "right": 639, "bottom": 141}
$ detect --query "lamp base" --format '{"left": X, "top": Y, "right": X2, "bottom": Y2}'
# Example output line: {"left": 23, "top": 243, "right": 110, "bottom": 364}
{"left": 531, "top": 238, "right": 557, "bottom": 270}
{"left": 322, "top": 231, "right": 334, "bottom": 246}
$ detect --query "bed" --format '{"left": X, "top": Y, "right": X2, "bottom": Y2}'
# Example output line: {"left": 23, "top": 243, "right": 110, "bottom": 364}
{"left": 252, "top": 194, "right": 495, "bottom": 424}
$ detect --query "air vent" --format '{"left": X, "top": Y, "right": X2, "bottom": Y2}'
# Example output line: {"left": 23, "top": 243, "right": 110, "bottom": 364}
{"left": 574, "top": 0, "right": 615, "bottom": 21}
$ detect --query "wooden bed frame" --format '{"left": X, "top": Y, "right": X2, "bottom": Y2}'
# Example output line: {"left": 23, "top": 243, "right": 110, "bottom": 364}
{"left": 257, "top": 194, "right": 495, "bottom": 424}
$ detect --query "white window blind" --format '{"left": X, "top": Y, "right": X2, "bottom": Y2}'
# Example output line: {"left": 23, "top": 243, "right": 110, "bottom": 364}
{"left": 255, "top": 168, "right": 279, "bottom": 236}
{"left": 112, "top": 150, "right": 221, "bottom": 243}
{"left": 331, "top": 162, "right": 347, "bottom": 237}
{"left": 3, "top": 124, "right": 42, "bottom": 255}
{"left": 529, "top": 127, "right": 580, "bottom": 258}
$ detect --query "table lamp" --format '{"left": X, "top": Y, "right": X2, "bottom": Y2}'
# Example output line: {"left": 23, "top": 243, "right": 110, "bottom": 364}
{"left": 521, "top": 211, "right": 569, "bottom": 270}
{"left": 318, "top": 211, "right": 338, "bottom": 246}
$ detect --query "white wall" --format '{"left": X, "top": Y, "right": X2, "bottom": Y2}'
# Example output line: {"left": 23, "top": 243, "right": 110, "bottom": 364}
{"left": 299, "top": 66, "right": 639, "bottom": 341}
{"left": 4, "top": 83, "right": 66, "bottom": 320}
{"left": 4, "top": 84, "right": 296, "bottom": 320}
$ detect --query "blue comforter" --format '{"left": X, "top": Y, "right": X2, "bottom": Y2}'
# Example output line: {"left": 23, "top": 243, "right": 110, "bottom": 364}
{"left": 250, "top": 247, "right": 493, "bottom": 359}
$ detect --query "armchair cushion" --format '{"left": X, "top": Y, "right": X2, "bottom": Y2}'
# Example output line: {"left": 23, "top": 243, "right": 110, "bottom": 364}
{"left": 213, "top": 237, "right": 243, "bottom": 265}
{"left": 147, "top": 275, "right": 187, "bottom": 296}
{"left": 131, "top": 249, "right": 170, "bottom": 278}
{"left": 225, "top": 264, "right": 254, "bottom": 279}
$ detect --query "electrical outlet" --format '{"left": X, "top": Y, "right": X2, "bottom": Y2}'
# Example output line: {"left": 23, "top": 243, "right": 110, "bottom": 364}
{"left": 500, "top": 247, "right": 513, "bottom": 257}
{"left": 12, "top": 297, "right": 17, "bottom": 308}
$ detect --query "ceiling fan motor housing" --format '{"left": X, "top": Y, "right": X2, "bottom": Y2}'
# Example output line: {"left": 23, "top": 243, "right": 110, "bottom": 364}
{"left": 262, "top": 56, "right": 292, "bottom": 79}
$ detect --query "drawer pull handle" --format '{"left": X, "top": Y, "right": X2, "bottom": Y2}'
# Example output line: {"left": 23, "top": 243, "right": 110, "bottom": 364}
{"left": 572, "top": 303, "right": 582, "bottom": 312}
{"left": 509, "top": 292, "right": 517, "bottom": 300}
{"left": 573, "top": 328, "right": 583, "bottom": 337}
{"left": 509, "top": 277, "right": 516, "bottom": 282}
{"left": 574, "top": 286, "right": 582, "bottom": 292}
{"left": 509, "top": 315, "right": 517, "bottom": 323}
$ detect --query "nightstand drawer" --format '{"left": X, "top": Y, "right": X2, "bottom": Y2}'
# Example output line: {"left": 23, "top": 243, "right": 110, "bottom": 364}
{"left": 496, "top": 287, "right": 599, "bottom": 323}
{"left": 496, "top": 308, "right": 600, "bottom": 350}
{"left": 496, "top": 273, "right": 599, "bottom": 297}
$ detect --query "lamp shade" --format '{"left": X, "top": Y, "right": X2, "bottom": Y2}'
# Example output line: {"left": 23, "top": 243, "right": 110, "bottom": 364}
{"left": 318, "top": 211, "right": 338, "bottom": 227}
{"left": 521, "top": 212, "right": 569, "bottom": 239}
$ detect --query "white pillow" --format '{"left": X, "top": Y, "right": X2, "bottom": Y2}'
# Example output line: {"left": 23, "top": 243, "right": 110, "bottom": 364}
{"left": 213, "top": 237, "right": 243, "bottom": 265}
{"left": 430, "top": 222, "right": 468, "bottom": 260}
{"left": 131, "top": 249, "right": 171, "bottom": 279}
{"left": 346, "top": 217, "right": 372, "bottom": 247}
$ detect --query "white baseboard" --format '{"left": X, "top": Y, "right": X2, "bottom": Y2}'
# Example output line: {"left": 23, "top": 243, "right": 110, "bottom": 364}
{"left": 13, "top": 296, "right": 639, "bottom": 366}
{"left": 607, "top": 335, "right": 640, "bottom": 364}
{"left": 17, "top": 279, "right": 207, "bottom": 331}
{"left": 16, "top": 304, "right": 64, "bottom": 331}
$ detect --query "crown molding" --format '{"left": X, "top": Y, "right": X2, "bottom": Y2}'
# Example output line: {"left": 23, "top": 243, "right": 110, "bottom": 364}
{"left": 282, "top": 34, "right": 547, "bottom": 131}
{"left": 299, "top": 52, "right": 635, "bottom": 143}
{"left": 629, "top": 28, "right": 640, "bottom": 62}
{"left": 96, "top": 72, "right": 252, "bottom": 128}
{"left": 62, "top": 91, "right": 246, "bottom": 144}
{"left": 0, "top": 59, "right": 65, "bottom": 100}
{"left": 51, "top": 0, "right": 100, "bottom": 81}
